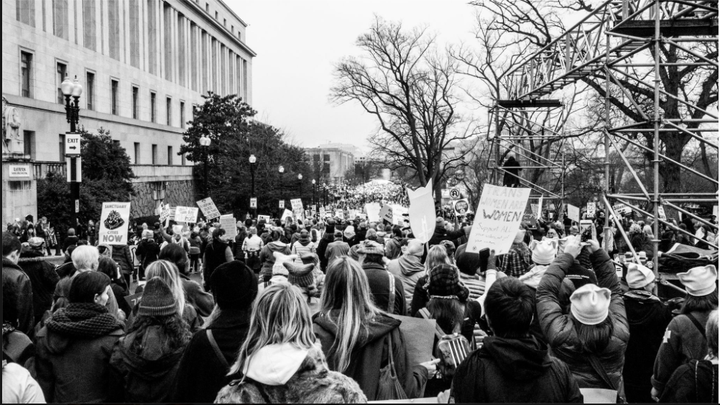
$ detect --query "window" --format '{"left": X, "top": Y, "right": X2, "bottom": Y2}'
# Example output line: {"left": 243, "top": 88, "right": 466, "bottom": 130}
{"left": 23, "top": 131, "right": 34, "bottom": 158}
{"left": 215, "top": 11, "right": 218, "bottom": 20}
{"left": 166, "top": 97, "right": 172, "bottom": 126}
{"left": 181, "top": 152, "right": 186, "bottom": 166}
{"left": 132, "top": 86, "right": 139, "bottom": 119}
{"left": 152, "top": 144, "right": 158, "bottom": 165}
{"left": 313, "top": 155, "right": 320, "bottom": 162}
{"left": 111, "top": 79, "right": 119, "bottom": 115}
{"left": 20, "top": 51, "right": 32, "bottom": 97}
{"left": 205, "top": 2, "right": 209, "bottom": 12}
{"left": 83, "top": 0, "right": 96, "bottom": 51}
{"left": 180, "top": 101, "right": 185, "bottom": 128}
{"left": 86, "top": 71, "right": 95, "bottom": 110}
{"left": 150, "top": 91, "right": 156, "bottom": 122}
{"left": 59, "top": 134, "right": 65, "bottom": 161}
{"left": 56, "top": 62, "right": 67, "bottom": 104}
{"left": 223, "top": 18, "right": 226, "bottom": 27}
{"left": 16, "top": 0, "right": 35, "bottom": 26}
{"left": 323, "top": 154, "right": 330, "bottom": 161}
{"left": 134, "top": 142, "right": 140, "bottom": 163}
{"left": 167, "top": 146, "right": 173, "bottom": 165}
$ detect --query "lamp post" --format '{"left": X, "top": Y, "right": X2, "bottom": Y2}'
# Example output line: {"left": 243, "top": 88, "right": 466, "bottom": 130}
{"left": 297, "top": 173, "right": 303, "bottom": 203}
{"left": 60, "top": 74, "right": 83, "bottom": 227}
{"left": 323, "top": 183, "right": 327, "bottom": 207}
{"left": 199, "top": 134, "right": 211, "bottom": 198}
{"left": 278, "top": 165, "right": 285, "bottom": 213}
{"left": 249, "top": 154, "right": 257, "bottom": 216}
{"left": 312, "top": 179, "right": 316, "bottom": 207}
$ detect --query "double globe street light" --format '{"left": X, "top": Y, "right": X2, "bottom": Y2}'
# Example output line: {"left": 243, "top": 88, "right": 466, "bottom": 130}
{"left": 199, "top": 134, "right": 212, "bottom": 198}
{"left": 60, "top": 74, "right": 83, "bottom": 228}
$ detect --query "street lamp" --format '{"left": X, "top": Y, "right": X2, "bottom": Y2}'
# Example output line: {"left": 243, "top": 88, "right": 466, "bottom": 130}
{"left": 60, "top": 74, "right": 83, "bottom": 228}
{"left": 312, "top": 179, "right": 316, "bottom": 207}
{"left": 249, "top": 154, "right": 257, "bottom": 215}
{"left": 297, "top": 173, "right": 303, "bottom": 202}
{"left": 279, "top": 165, "right": 285, "bottom": 212}
{"left": 199, "top": 134, "right": 211, "bottom": 197}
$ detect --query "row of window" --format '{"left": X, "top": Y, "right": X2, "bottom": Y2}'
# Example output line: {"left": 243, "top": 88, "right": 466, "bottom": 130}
{"left": 21, "top": 50, "right": 188, "bottom": 127}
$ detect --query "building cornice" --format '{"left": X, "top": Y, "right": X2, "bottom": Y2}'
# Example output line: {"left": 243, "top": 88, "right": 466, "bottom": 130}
{"left": 180, "top": 0, "right": 257, "bottom": 57}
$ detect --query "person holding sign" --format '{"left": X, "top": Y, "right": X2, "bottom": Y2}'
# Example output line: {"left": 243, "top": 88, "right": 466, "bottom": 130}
{"left": 498, "top": 226, "right": 532, "bottom": 278}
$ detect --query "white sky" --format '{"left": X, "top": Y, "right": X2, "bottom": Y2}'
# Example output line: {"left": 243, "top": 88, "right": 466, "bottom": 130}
{"left": 231, "top": 0, "right": 480, "bottom": 153}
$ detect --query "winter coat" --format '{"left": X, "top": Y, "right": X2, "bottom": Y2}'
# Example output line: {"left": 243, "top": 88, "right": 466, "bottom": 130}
{"left": 18, "top": 251, "right": 60, "bottom": 325}
{"left": 233, "top": 229, "right": 247, "bottom": 260}
{"left": 630, "top": 232, "right": 654, "bottom": 259}
{"left": 363, "top": 261, "right": 407, "bottom": 315}
{"left": 32, "top": 304, "right": 125, "bottom": 403}
{"left": 173, "top": 307, "right": 252, "bottom": 402}
{"left": 387, "top": 255, "right": 426, "bottom": 309}
{"left": 652, "top": 310, "right": 712, "bottom": 396}
{"left": 62, "top": 236, "right": 79, "bottom": 252}
{"left": 622, "top": 290, "right": 675, "bottom": 403}
{"left": 316, "top": 224, "right": 335, "bottom": 271}
{"left": 179, "top": 273, "right": 214, "bottom": 317}
{"left": 203, "top": 239, "right": 233, "bottom": 289}
{"left": 109, "top": 324, "right": 187, "bottom": 402}
{"left": 111, "top": 244, "right": 134, "bottom": 276}
{"left": 502, "top": 156, "right": 522, "bottom": 186}
{"left": 428, "top": 224, "right": 464, "bottom": 247}
{"left": 135, "top": 238, "right": 160, "bottom": 270}
{"left": 2, "top": 257, "right": 34, "bottom": 336}
{"left": 313, "top": 310, "right": 428, "bottom": 400}
{"left": 215, "top": 342, "right": 366, "bottom": 404}
{"left": 452, "top": 335, "right": 583, "bottom": 403}
{"left": 291, "top": 240, "right": 316, "bottom": 259}
{"left": 659, "top": 359, "right": 718, "bottom": 403}
{"left": 536, "top": 250, "right": 630, "bottom": 391}
{"left": 324, "top": 240, "right": 350, "bottom": 265}
{"left": 259, "top": 241, "right": 291, "bottom": 279}
{"left": 384, "top": 236, "right": 404, "bottom": 260}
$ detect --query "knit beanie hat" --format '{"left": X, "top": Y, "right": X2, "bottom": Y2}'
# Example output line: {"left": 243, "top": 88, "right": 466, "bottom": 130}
{"left": 344, "top": 226, "right": 356, "bottom": 240}
{"left": 334, "top": 230, "right": 343, "bottom": 240}
{"left": 456, "top": 251, "right": 480, "bottom": 276}
{"left": 570, "top": 284, "right": 612, "bottom": 325}
{"left": 531, "top": 239, "right": 558, "bottom": 265}
{"left": 272, "top": 252, "right": 297, "bottom": 277}
{"left": 348, "top": 244, "right": 361, "bottom": 261}
{"left": 210, "top": 261, "right": 258, "bottom": 310}
{"left": 28, "top": 237, "right": 45, "bottom": 248}
{"left": 428, "top": 264, "right": 468, "bottom": 301}
{"left": 283, "top": 262, "right": 315, "bottom": 288}
{"left": 358, "top": 240, "right": 384, "bottom": 256}
{"left": 518, "top": 265, "right": 548, "bottom": 290}
{"left": 678, "top": 265, "right": 717, "bottom": 297}
{"left": 626, "top": 263, "right": 655, "bottom": 289}
{"left": 138, "top": 277, "right": 177, "bottom": 316}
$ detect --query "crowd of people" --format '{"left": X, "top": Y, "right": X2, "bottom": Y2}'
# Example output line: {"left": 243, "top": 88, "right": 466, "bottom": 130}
{"left": 2, "top": 197, "right": 719, "bottom": 403}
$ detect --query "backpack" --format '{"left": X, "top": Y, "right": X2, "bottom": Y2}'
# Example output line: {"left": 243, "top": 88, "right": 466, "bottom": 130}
{"left": 418, "top": 308, "right": 471, "bottom": 379}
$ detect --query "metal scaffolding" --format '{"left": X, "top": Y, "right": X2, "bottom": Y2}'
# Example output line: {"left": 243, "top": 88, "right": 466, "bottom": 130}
{"left": 499, "top": 0, "right": 719, "bottom": 274}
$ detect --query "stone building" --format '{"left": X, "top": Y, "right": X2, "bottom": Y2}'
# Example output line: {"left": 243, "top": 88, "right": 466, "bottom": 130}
{"left": 2, "top": 0, "right": 255, "bottom": 224}
{"left": 305, "top": 144, "right": 356, "bottom": 185}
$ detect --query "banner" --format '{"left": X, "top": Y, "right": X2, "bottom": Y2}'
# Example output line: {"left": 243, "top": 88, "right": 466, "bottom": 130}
{"left": 568, "top": 204, "right": 580, "bottom": 222}
{"left": 586, "top": 202, "right": 596, "bottom": 218}
{"left": 99, "top": 202, "right": 131, "bottom": 244}
{"left": 365, "top": 203, "right": 381, "bottom": 223}
{"left": 407, "top": 180, "right": 436, "bottom": 244}
{"left": 380, "top": 205, "right": 394, "bottom": 223}
{"left": 174, "top": 206, "right": 199, "bottom": 223}
{"left": 196, "top": 197, "right": 221, "bottom": 220}
{"left": 466, "top": 185, "right": 531, "bottom": 255}
{"left": 220, "top": 214, "right": 237, "bottom": 240}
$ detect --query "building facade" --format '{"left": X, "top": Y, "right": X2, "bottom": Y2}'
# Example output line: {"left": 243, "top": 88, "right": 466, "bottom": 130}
{"left": 305, "top": 145, "right": 355, "bottom": 185}
{"left": 2, "top": 0, "right": 255, "bottom": 224}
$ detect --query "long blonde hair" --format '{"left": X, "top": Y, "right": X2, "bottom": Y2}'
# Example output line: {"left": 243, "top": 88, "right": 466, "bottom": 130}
{"left": 229, "top": 282, "right": 316, "bottom": 377}
{"left": 146, "top": 260, "right": 185, "bottom": 315}
{"left": 319, "top": 257, "right": 382, "bottom": 372}
{"left": 425, "top": 244, "right": 452, "bottom": 274}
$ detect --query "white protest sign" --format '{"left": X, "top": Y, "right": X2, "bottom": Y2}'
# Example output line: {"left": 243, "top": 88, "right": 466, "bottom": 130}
{"left": 586, "top": 202, "right": 596, "bottom": 218}
{"left": 319, "top": 207, "right": 326, "bottom": 218}
{"left": 380, "top": 205, "right": 394, "bottom": 223}
{"left": 391, "top": 205, "right": 408, "bottom": 226}
{"left": 258, "top": 214, "right": 271, "bottom": 223}
{"left": 196, "top": 197, "right": 221, "bottom": 220}
{"left": 407, "top": 180, "right": 437, "bottom": 244}
{"left": 657, "top": 205, "right": 667, "bottom": 221}
{"left": 281, "top": 209, "right": 294, "bottom": 222}
{"left": 220, "top": 214, "right": 237, "bottom": 240}
{"left": 159, "top": 204, "right": 172, "bottom": 223}
{"left": 335, "top": 210, "right": 344, "bottom": 219}
{"left": 466, "top": 185, "right": 530, "bottom": 255}
{"left": 290, "top": 198, "right": 304, "bottom": 217}
{"left": 568, "top": 204, "right": 580, "bottom": 222}
{"left": 99, "top": 202, "right": 131, "bottom": 244}
{"left": 365, "top": 203, "right": 381, "bottom": 223}
{"left": 174, "top": 206, "right": 199, "bottom": 223}
{"left": 349, "top": 209, "right": 359, "bottom": 219}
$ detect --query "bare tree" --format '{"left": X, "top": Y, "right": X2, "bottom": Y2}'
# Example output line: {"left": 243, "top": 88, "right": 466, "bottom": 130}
{"left": 331, "top": 16, "right": 476, "bottom": 200}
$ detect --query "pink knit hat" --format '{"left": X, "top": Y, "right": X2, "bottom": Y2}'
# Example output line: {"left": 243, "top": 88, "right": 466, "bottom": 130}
{"left": 531, "top": 239, "right": 558, "bottom": 265}
{"left": 678, "top": 265, "right": 717, "bottom": 297}
{"left": 626, "top": 263, "right": 655, "bottom": 289}
{"left": 570, "top": 284, "right": 612, "bottom": 325}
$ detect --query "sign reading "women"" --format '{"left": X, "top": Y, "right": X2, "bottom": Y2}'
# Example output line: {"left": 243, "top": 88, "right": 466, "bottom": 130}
{"left": 467, "top": 185, "right": 530, "bottom": 255}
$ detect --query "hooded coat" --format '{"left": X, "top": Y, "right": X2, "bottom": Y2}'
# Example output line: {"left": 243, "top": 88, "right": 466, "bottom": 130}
{"left": 452, "top": 335, "right": 583, "bottom": 403}
{"left": 536, "top": 250, "right": 630, "bottom": 392}
{"left": 109, "top": 325, "right": 187, "bottom": 402}
{"left": 18, "top": 251, "right": 60, "bottom": 324}
{"left": 215, "top": 342, "right": 366, "bottom": 404}
{"left": 2, "top": 257, "right": 34, "bottom": 336}
{"left": 313, "top": 311, "right": 428, "bottom": 400}
{"left": 387, "top": 255, "right": 425, "bottom": 310}
{"left": 259, "top": 241, "right": 291, "bottom": 279}
{"left": 316, "top": 224, "right": 335, "bottom": 271}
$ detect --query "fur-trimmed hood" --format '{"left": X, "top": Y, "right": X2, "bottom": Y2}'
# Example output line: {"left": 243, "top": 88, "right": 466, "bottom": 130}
{"left": 215, "top": 342, "right": 366, "bottom": 403}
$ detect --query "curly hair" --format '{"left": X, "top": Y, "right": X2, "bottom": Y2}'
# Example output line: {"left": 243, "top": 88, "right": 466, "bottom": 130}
{"left": 127, "top": 313, "right": 191, "bottom": 351}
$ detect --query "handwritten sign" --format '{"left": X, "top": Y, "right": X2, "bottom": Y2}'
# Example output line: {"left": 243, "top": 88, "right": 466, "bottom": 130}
{"left": 174, "top": 206, "right": 199, "bottom": 223}
{"left": 196, "top": 197, "right": 221, "bottom": 220}
{"left": 290, "top": 198, "right": 304, "bottom": 218}
{"left": 380, "top": 205, "right": 394, "bottom": 223}
{"left": 279, "top": 200, "right": 285, "bottom": 209}
{"left": 99, "top": 202, "right": 131, "bottom": 244}
{"left": 257, "top": 215, "right": 271, "bottom": 223}
{"left": 335, "top": 210, "right": 344, "bottom": 219}
{"left": 586, "top": 202, "right": 596, "bottom": 218}
{"left": 568, "top": 204, "right": 580, "bottom": 222}
{"left": 657, "top": 205, "right": 667, "bottom": 221}
{"left": 466, "top": 185, "right": 530, "bottom": 255}
{"left": 220, "top": 214, "right": 237, "bottom": 240}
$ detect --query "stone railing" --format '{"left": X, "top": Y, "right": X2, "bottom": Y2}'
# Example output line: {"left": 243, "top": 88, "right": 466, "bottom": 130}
{"left": 33, "top": 161, "right": 66, "bottom": 180}
{"left": 130, "top": 164, "right": 195, "bottom": 182}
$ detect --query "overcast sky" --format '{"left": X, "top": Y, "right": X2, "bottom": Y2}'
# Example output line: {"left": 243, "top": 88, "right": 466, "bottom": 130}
{"left": 232, "top": 0, "right": 479, "bottom": 153}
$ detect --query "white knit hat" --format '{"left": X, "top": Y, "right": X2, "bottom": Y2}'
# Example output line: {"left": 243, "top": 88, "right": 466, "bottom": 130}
{"left": 626, "top": 263, "right": 655, "bottom": 289}
{"left": 531, "top": 239, "right": 558, "bottom": 265}
{"left": 570, "top": 284, "right": 612, "bottom": 325}
{"left": 344, "top": 225, "right": 356, "bottom": 239}
{"left": 678, "top": 265, "right": 717, "bottom": 297}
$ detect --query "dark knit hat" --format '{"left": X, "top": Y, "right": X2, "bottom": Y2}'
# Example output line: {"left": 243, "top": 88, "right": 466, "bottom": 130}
{"left": 456, "top": 251, "right": 480, "bottom": 276}
{"left": 138, "top": 277, "right": 177, "bottom": 316}
{"left": 210, "top": 261, "right": 258, "bottom": 310}
{"left": 334, "top": 231, "right": 343, "bottom": 239}
{"left": 358, "top": 240, "right": 384, "bottom": 256}
{"left": 283, "top": 262, "right": 315, "bottom": 287}
{"left": 428, "top": 264, "right": 469, "bottom": 301}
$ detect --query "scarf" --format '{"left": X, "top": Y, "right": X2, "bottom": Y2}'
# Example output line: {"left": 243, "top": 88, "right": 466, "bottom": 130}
{"left": 46, "top": 302, "right": 123, "bottom": 338}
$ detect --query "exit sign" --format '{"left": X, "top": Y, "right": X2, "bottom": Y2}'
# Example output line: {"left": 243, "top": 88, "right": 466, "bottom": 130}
{"left": 65, "top": 133, "right": 81, "bottom": 156}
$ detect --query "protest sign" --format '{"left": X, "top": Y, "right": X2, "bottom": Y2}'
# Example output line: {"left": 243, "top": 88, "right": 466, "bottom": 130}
{"left": 568, "top": 204, "right": 580, "bottom": 222}
{"left": 466, "top": 185, "right": 530, "bottom": 255}
{"left": 159, "top": 204, "right": 172, "bottom": 223}
{"left": 365, "top": 203, "right": 381, "bottom": 223}
{"left": 657, "top": 205, "right": 667, "bottom": 221}
{"left": 281, "top": 209, "right": 293, "bottom": 222}
{"left": 586, "top": 202, "right": 596, "bottom": 218}
{"left": 291, "top": 198, "right": 304, "bottom": 217}
{"left": 538, "top": 195, "right": 544, "bottom": 215}
{"left": 279, "top": 200, "right": 285, "bottom": 209}
{"left": 407, "top": 180, "right": 436, "bottom": 244}
{"left": 380, "top": 205, "right": 394, "bottom": 223}
{"left": 220, "top": 214, "right": 237, "bottom": 240}
{"left": 174, "top": 206, "right": 199, "bottom": 223}
{"left": 349, "top": 209, "right": 359, "bottom": 219}
{"left": 258, "top": 214, "right": 271, "bottom": 223}
{"left": 319, "top": 207, "right": 326, "bottom": 218}
{"left": 453, "top": 199, "right": 470, "bottom": 215}
{"left": 99, "top": 202, "right": 131, "bottom": 244}
{"left": 124, "top": 291, "right": 143, "bottom": 308}
{"left": 391, "top": 204, "right": 408, "bottom": 226}
{"left": 196, "top": 197, "right": 221, "bottom": 220}
{"left": 335, "top": 210, "right": 344, "bottom": 219}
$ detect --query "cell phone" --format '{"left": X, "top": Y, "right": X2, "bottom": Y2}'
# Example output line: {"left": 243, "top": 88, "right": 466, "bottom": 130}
{"left": 579, "top": 220, "right": 594, "bottom": 242}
